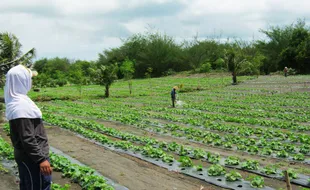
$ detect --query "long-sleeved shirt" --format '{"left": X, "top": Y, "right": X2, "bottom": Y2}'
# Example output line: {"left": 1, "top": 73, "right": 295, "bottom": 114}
{"left": 9, "top": 118, "right": 49, "bottom": 164}
{"left": 171, "top": 89, "right": 176, "bottom": 99}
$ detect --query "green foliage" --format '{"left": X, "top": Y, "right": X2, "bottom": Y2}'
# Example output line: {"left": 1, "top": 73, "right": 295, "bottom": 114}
{"left": 282, "top": 169, "right": 298, "bottom": 179}
{"left": 225, "top": 41, "right": 264, "bottom": 76}
{"left": 123, "top": 31, "right": 183, "bottom": 78}
{"left": 195, "top": 164, "right": 203, "bottom": 171}
{"left": 250, "top": 176, "right": 265, "bottom": 188}
{"left": 0, "top": 32, "right": 36, "bottom": 87}
{"left": 51, "top": 183, "right": 70, "bottom": 190}
{"left": 178, "top": 156, "right": 193, "bottom": 167}
{"left": 183, "top": 38, "right": 224, "bottom": 71}
{"left": 199, "top": 62, "right": 211, "bottom": 73}
{"left": 0, "top": 32, "right": 21, "bottom": 62}
{"left": 261, "top": 165, "right": 278, "bottom": 175}
{"left": 293, "top": 153, "right": 305, "bottom": 161}
{"left": 0, "top": 163, "right": 8, "bottom": 173}
{"left": 120, "top": 59, "right": 135, "bottom": 94}
{"left": 276, "top": 150, "right": 289, "bottom": 158}
{"left": 50, "top": 153, "right": 114, "bottom": 190}
{"left": 207, "top": 164, "right": 226, "bottom": 176}
{"left": 207, "top": 153, "right": 220, "bottom": 164}
{"left": 241, "top": 160, "right": 259, "bottom": 170}
{"left": 225, "top": 171, "right": 242, "bottom": 181}
{"left": 259, "top": 18, "right": 310, "bottom": 74}
{"left": 95, "top": 53, "right": 119, "bottom": 97}
{"left": 280, "top": 20, "right": 310, "bottom": 73}
{"left": 224, "top": 156, "right": 240, "bottom": 165}
{"left": 120, "top": 58, "right": 135, "bottom": 80}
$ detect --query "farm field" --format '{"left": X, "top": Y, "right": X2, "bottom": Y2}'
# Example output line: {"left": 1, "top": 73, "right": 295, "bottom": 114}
{"left": 1, "top": 74, "right": 310, "bottom": 190}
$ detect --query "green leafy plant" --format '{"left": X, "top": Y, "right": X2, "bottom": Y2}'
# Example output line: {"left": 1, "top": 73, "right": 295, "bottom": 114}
{"left": 293, "top": 153, "right": 305, "bottom": 161}
{"left": 223, "top": 142, "right": 233, "bottom": 148}
{"left": 193, "top": 149, "right": 207, "bottom": 159}
{"left": 178, "top": 156, "right": 193, "bottom": 167}
{"left": 241, "top": 160, "right": 259, "bottom": 170}
{"left": 261, "top": 165, "right": 278, "bottom": 175}
{"left": 162, "top": 154, "right": 174, "bottom": 163}
{"left": 208, "top": 164, "right": 226, "bottom": 176}
{"left": 250, "top": 176, "right": 265, "bottom": 188}
{"left": 179, "top": 145, "right": 189, "bottom": 156}
{"left": 299, "top": 145, "right": 310, "bottom": 154}
{"left": 276, "top": 150, "right": 289, "bottom": 158}
{"left": 225, "top": 171, "right": 242, "bottom": 181}
{"left": 261, "top": 148, "right": 273, "bottom": 156}
{"left": 207, "top": 153, "right": 220, "bottom": 164}
{"left": 195, "top": 164, "right": 203, "bottom": 171}
{"left": 247, "top": 145, "right": 259, "bottom": 154}
{"left": 51, "top": 183, "right": 70, "bottom": 190}
{"left": 224, "top": 156, "right": 240, "bottom": 165}
{"left": 237, "top": 144, "right": 247, "bottom": 150}
{"left": 282, "top": 169, "right": 298, "bottom": 179}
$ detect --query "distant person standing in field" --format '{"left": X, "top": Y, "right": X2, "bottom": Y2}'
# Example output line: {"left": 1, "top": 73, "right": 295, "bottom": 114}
{"left": 171, "top": 86, "right": 178, "bottom": 108}
{"left": 284, "top": 67, "right": 288, "bottom": 77}
{"left": 4, "top": 65, "right": 52, "bottom": 190}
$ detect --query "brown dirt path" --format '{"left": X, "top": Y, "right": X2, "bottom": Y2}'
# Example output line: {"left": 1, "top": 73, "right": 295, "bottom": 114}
{"left": 0, "top": 173, "right": 18, "bottom": 190}
{"left": 46, "top": 125, "right": 222, "bottom": 190}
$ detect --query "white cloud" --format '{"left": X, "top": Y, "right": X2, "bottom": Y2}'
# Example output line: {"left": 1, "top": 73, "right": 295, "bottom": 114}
{"left": 0, "top": 0, "right": 310, "bottom": 60}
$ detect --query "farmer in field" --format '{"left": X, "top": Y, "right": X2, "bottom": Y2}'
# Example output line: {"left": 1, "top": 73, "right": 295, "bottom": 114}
{"left": 284, "top": 67, "right": 288, "bottom": 77}
{"left": 171, "top": 86, "right": 178, "bottom": 108}
{"left": 4, "top": 65, "right": 52, "bottom": 190}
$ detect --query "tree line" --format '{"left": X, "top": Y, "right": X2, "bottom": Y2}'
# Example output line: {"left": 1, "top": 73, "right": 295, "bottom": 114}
{"left": 1, "top": 18, "right": 310, "bottom": 96}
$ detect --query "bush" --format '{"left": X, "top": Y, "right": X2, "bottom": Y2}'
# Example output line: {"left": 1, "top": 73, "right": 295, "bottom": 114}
{"left": 212, "top": 58, "right": 226, "bottom": 70}
{"left": 199, "top": 62, "right": 211, "bottom": 73}
{"left": 56, "top": 79, "right": 67, "bottom": 87}
{"left": 162, "top": 69, "right": 176, "bottom": 76}
{"left": 287, "top": 67, "right": 297, "bottom": 75}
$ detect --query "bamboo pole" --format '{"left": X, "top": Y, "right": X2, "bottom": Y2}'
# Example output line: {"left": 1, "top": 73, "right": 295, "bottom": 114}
{"left": 284, "top": 170, "right": 292, "bottom": 190}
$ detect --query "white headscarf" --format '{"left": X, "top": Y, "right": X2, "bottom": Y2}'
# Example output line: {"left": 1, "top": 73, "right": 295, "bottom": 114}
{"left": 4, "top": 64, "right": 42, "bottom": 120}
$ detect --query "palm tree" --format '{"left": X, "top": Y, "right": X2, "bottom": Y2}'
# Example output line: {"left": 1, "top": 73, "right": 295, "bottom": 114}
{"left": 0, "top": 32, "right": 36, "bottom": 86}
{"left": 225, "top": 41, "right": 264, "bottom": 85}
{"left": 0, "top": 32, "right": 22, "bottom": 63}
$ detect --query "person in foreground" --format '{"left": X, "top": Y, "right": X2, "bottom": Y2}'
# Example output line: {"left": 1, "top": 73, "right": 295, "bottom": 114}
{"left": 4, "top": 65, "right": 52, "bottom": 190}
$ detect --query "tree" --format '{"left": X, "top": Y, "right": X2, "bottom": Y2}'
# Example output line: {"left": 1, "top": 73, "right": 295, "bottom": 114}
{"left": 120, "top": 58, "right": 135, "bottom": 95}
{"left": 257, "top": 19, "right": 306, "bottom": 74}
{"left": 33, "top": 57, "right": 70, "bottom": 87}
{"left": 96, "top": 53, "right": 119, "bottom": 98}
{"left": 182, "top": 37, "right": 224, "bottom": 71}
{"left": 0, "top": 32, "right": 21, "bottom": 62}
{"left": 280, "top": 26, "right": 310, "bottom": 73}
{"left": 0, "top": 32, "right": 36, "bottom": 87}
{"left": 225, "top": 40, "right": 264, "bottom": 84}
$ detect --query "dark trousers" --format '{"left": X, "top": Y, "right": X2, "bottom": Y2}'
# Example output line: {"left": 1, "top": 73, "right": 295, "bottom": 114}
{"left": 171, "top": 98, "right": 176, "bottom": 107}
{"left": 17, "top": 159, "right": 51, "bottom": 190}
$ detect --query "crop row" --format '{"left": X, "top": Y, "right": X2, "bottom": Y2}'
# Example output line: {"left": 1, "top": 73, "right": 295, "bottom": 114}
{"left": 40, "top": 103, "right": 310, "bottom": 162}
{"left": 42, "top": 113, "right": 310, "bottom": 188}
{"left": 42, "top": 101, "right": 310, "bottom": 145}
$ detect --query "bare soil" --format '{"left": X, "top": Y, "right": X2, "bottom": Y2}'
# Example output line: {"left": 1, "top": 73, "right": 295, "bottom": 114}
{"left": 0, "top": 172, "right": 18, "bottom": 190}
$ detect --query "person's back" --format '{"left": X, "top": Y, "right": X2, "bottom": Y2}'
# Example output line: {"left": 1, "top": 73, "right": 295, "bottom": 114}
{"left": 171, "top": 88, "right": 176, "bottom": 99}
{"left": 170, "top": 87, "right": 177, "bottom": 107}
{"left": 4, "top": 65, "right": 52, "bottom": 190}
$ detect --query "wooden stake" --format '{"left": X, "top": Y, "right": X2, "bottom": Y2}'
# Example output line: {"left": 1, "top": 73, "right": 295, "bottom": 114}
{"left": 284, "top": 170, "right": 292, "bottom": 190}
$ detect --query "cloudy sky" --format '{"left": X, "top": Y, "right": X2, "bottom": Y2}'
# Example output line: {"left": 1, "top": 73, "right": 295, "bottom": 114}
{"left": 1, "top": 0, "right": 310, "bottom": 61}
